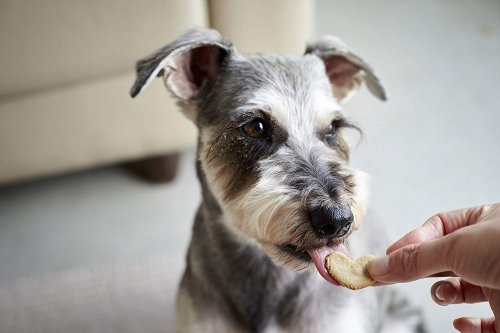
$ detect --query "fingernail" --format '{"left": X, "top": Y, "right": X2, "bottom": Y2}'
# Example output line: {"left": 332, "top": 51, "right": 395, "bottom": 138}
{"left": 435, "top": 282, "right": 457, "bottom": 305}
{"left": 367, "top": 256, "right": 390, "bottom": 278}
{"left": 435, "top": 284, "right": 445, "bottom": 302}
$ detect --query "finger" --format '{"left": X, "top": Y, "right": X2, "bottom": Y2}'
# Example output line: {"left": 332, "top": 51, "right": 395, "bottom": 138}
{"left": 453, "top": 317, "right": 497, "bottom": 333}
{"left": 386, "top": 215, "right": 446, "bottom": 254}
{"left": 387, "top": 206, "right": 486, "bottom": 254}
{"left": 368, "top": 238, "right": 453, "bottom": 283}
{"left": 431, "top": 278, "right": 487, "bottom": 306}
{"left": 370, "top": 272, "right": 457, "bottom": 287}
{"left": 371, "top": 281, "right": 393, "bottom": 287}
{"left": 429, "top": 271, "right": 458, "bottom": 278}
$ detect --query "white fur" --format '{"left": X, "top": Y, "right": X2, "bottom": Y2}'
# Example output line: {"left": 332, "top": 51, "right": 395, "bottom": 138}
{"left": 246, "top": 61, "right": 343, "bottom": 148}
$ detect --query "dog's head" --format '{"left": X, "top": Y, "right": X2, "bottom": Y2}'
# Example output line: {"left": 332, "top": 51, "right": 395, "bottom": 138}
{"left": 131, "top": 28, "right": 386, "bottom": 273}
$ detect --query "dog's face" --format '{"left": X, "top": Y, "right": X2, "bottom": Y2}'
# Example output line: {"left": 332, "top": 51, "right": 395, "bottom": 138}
{"left": 131, "top": 29, "right": 386, "bottom": 271}
{"left": 196, "top": 54, "right": 373, "bottom": 271}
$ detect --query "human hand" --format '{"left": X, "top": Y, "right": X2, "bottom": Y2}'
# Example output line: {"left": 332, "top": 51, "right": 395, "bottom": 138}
{"left": 367, "top": 203, "right": 500, "bottom": 332}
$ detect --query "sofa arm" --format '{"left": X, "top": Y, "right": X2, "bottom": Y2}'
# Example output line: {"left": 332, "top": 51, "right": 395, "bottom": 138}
{"left": 208, "top": 0, "right": 315, "bottom": 54}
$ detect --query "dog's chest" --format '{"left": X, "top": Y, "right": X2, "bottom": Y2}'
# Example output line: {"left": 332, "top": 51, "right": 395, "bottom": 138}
{"left": 262, "top": 275, "right": 377, "bottom": 333}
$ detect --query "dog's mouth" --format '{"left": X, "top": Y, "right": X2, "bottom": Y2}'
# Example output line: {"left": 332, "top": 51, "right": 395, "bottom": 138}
{"left": 278, "top": 241, "right": 350, "bottom": 286}
{"left": 279, "top": 244, "right": 312, "bottom": 262}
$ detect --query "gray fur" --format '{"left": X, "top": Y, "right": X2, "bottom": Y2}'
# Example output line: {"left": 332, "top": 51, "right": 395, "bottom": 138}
{"left": 130, "top": 28, "right": 425, "bottom": 333}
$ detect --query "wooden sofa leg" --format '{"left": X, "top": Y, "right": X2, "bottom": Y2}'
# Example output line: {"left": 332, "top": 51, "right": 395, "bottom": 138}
{"left": 126, "top": 153, "right": 180, "bottom": 183}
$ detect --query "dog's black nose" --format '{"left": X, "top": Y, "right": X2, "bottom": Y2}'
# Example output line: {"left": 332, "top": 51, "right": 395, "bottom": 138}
{"left": 310, "top": 205, "right": 353, "bottom": 239}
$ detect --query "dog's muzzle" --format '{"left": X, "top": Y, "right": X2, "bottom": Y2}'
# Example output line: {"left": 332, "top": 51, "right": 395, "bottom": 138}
{"left": 309, "top": 205, "right": 353, "bottom": 239}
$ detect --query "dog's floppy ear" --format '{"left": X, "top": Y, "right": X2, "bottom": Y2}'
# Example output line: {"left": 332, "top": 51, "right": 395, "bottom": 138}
{"left": 306, "top": 36, "right": 386, "bottom": 103}
{"left": 130, "top": 28, "right": 232, "bottom": 101}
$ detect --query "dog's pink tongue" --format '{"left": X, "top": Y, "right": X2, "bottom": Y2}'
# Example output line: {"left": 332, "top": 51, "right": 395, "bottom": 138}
{"left": 308, "top": 244, "right": 349, "bottom": 286}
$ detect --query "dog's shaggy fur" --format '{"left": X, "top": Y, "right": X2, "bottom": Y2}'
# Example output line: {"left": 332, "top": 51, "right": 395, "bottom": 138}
{"left": 131, "top": 28, "right": 425, "bottom": 333}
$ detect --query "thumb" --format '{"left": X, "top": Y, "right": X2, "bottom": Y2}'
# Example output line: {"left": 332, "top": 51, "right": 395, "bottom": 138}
{"left": 367, "top": 237, "right": 453, "bottom": 283}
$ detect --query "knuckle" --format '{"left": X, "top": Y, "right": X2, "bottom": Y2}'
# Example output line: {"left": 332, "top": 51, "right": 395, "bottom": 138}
{"left": 422, "top": 214, "right": 446, "bottom": 239}
{"left": 398, "top": 244, "right": 420, "bottom": 277}
{"left": 427, "top": 214, "right": 444, "bottom": 233}
{"left": 442, "top": 234, "right": 460, "bottom": 272}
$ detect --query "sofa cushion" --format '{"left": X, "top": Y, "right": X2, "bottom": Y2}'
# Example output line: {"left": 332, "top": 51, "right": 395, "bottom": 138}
{"left": 0, "top": 73, "right": 197, "bottom": 185}
{"left": 0, "top": 0, "right": 208, "bottom": 97}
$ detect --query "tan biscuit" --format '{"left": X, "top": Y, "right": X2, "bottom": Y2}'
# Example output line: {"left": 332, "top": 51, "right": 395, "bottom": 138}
{"left": 325, "top": 252, "right": 377, "bottom": 290}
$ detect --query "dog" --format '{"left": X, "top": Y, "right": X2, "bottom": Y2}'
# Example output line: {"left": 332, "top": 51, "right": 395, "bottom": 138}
{"left": 131, "top": 28, "right": 425, "bottom": 333}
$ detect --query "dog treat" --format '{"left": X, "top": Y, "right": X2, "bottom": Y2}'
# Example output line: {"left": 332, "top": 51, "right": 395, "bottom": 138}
{"left": 325, "top": 252, "right": 377, "bottom": 290}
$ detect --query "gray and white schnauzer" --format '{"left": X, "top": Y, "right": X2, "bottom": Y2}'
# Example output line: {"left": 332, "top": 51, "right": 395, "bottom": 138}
{"left": 131, "top": 28, "right": 425, "bottom": 333}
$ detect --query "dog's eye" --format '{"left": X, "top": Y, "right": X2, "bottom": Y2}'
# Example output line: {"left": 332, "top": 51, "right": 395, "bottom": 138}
{"left": 241, "top": 119, "right": 267, "bottom": 139}
{"left": 329, "top": 119, "right": 343, "bottom": 133}
{"left": 325, "top": 119, "right": 343, "bottom": 144}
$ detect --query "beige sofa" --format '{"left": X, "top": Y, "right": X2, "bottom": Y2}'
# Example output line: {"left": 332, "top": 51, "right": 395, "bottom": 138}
{"left": 0, "top": 0, "right": 314, "bottom": 185}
